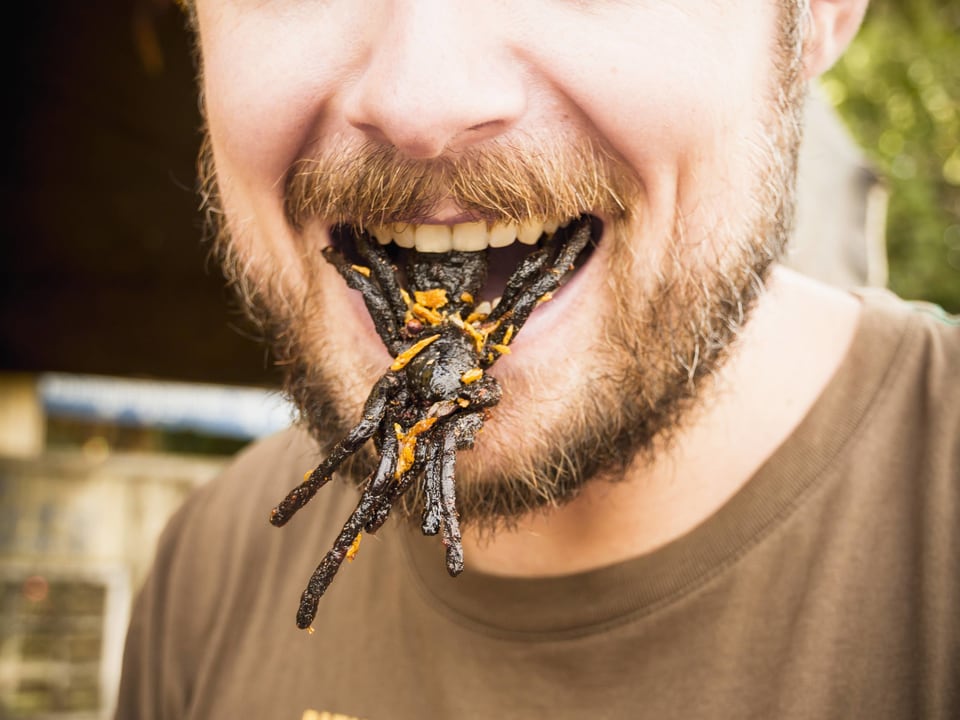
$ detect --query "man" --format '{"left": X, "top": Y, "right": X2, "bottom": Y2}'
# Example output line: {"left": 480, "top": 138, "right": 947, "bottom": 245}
{"left": 117, "top": 1, "right": 959, "bottom": 718}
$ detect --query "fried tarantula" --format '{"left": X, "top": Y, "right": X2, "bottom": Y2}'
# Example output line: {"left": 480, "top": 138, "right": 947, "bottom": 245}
{"left": 270, "top": 215, "right": 593, "bottom": 629}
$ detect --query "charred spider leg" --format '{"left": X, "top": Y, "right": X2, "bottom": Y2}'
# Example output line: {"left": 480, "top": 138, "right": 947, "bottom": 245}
{"left": 440, "top": 412, "right": 488, "bottom": 575}
{"left": 295, "top": 494, "right": 380, "bottom": 628}
{"left": 487, "top": 245, "right": 554, "bottom": 320}
{"left": 418, "top": 399, "right": 495, "bottom": 573}
{"left": 270, "top": 373, "right": 401, "bottom": 526}
{"left": 296, "top": 430, "right": 432, "bottom": 629}
{"left": 362, "top": 426, "right": 421, "bottom": 534}
{"left": 421, "top": 440, "right": 443, "bottom": 536}
{"left": 485, "top": 220, "right": 592, "bottom": 349}
{"left": 437, "top": 425, "right": 464, "bottom": 575}
{"left": 321, "top": 246, "right": 405, "bottom": 356}
{"left": 363, "top": 445, "right": 426, "bottom": 534}
{"left": 354, "top": 230, "right": 408, "bottom": 327}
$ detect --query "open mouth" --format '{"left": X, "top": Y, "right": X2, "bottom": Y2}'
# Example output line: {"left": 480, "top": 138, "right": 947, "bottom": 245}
{"left": 330, "top": 214, "right": 602, "bottom": 308}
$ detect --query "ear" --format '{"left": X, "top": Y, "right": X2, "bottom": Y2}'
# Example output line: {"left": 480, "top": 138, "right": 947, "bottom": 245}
{"left": 802, "top": 0, "right": 870, "bottom": 78}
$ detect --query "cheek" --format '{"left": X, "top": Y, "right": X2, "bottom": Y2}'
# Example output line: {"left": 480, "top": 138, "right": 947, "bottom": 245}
{"left": 197, "top": 4, "right": 363, "bottom": 193}
{"left": 517, "top": 4, "right": 780, "bottom": 201}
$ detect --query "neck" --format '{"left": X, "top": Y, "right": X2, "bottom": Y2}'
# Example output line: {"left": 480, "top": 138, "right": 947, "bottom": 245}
{"left": 461, "top": 266, "right": 862, "bottom": 577}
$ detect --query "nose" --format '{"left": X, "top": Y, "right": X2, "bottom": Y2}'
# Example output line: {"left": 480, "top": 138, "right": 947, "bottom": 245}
{"left": 343, "top": 1, "right": 526, "bottom": 159}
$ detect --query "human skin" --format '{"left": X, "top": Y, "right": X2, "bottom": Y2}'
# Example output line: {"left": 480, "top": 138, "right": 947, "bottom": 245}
{"left": 193, "top": 0, "right": 868, "bottom": 576}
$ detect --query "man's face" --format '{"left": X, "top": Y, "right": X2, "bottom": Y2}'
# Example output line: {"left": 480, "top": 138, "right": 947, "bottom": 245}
{"left": 195, "top": 0, "right": 805, "bottom": 524}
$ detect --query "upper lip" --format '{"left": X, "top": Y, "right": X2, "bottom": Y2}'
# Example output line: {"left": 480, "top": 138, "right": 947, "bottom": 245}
{"left": 393, "top": 199, "right": 485, "bottom": 226}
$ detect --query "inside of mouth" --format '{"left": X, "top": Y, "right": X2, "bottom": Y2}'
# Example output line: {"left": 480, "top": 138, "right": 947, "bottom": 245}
{"left": 331, "top": 215, "right": 601, "bottom": 304}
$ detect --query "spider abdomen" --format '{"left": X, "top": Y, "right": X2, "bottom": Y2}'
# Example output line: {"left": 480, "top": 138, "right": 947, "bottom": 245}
{"left": 404, "top": 328, "right": 479, "bottom": 403}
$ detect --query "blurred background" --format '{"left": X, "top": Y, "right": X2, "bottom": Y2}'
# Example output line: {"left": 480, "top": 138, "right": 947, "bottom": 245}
{"left": 0, "top": 0, "right": 956, "bottom": 717}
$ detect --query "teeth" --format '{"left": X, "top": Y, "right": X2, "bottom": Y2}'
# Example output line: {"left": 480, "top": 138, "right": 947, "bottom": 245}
{"left": 488, "top": 222, "right": 518, "bottom": 249}
{"left": 451, "top": 221, "right": 488, "bottom": 251}
{"left": 372, "top": 226, "right": 392, "bottom": 245}
{"left": 365, "top": 217, "right": 572, "bottom": 253}
{"left": 393, "top": 223, "right": 416, "bottom": 249}
{"left": 517, "top": 219, "right": 544, "bottom": 245}
{"left": 414, "top": 225, "right": 452, "bottom": 252}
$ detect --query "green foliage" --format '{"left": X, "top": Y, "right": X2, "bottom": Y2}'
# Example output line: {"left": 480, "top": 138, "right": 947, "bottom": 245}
{"left": 822, "top": 0, "right": 960, "bottom": 311}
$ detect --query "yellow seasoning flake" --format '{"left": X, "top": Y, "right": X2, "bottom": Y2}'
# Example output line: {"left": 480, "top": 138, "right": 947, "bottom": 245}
{"left": 400, "top": 288, "right": 413, "bottom": 308}
{"left": 536, "top": 291, "right": 554, "bottom": 306}
{"left": 411, "top": 303, "right": 444, "bottom": 326}
{"left": 307, "top": 626, "right": 316, "bottom": 635}
{"left": 502, "top": 324, "right": 516, "bottom": 345}
{"left": 414, "top": 288, "right": 448, "bottom": 310}
{"left": 461, "top": 368, "right": 483, "bottom": 384}
{"left": 460, "top": 292, "right": 474, "bottom": 304}
{"left": 391, "top": 334, "right": 440, "bottom": 371}
{"left": 461, "top": 321, "right": 486, "bottom": 353}
{"left": 394, "top": 417, "right": 438, "bottom": 478}
{"left": 492, "top": 344, "right": 512, "bottom": 356}
{"left": 346, "top": 533, "right": 362, "bottom": 562}
{"left": 456, "top": 398, "right": 471, "bottom": 408}
{"left": 351, "top": 264, "right": 371, "bottom": 278}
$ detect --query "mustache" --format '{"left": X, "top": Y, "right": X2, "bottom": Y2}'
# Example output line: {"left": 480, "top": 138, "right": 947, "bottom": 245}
{"left": 283, "top": 135, "right": 641, "bottom": 230}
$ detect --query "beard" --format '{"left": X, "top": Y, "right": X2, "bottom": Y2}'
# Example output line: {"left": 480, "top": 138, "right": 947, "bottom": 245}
{"left": 200, "top": 6, "right": 807, "bottom": 531}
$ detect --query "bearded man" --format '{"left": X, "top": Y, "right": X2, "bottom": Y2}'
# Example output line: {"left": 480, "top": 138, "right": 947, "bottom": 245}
{"left": 116, "top": 0, "right": 959, "bottom": 718}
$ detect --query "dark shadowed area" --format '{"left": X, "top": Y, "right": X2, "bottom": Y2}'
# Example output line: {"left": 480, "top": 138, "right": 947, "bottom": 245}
{"left": 0, "top": 1, "right": 274, "bottom": 385}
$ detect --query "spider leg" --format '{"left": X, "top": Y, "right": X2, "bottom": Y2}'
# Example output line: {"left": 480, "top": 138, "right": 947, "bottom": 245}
{"left": 484, "top": 220, "right": 592, "bottom": 348}
{"left": 433, "top": 412, "right": 486, "bottom": 576}
{"left": 355, "top": 229, "right": 408, "bottom": 327}
{"left": 421, "top": 437, "right": 443, "bottom": 536}
{"left": 437, "top": 424, "right": 464, "bottom": 575}
{"left": 486, "top": 245, "right": 553, "bottom": 322}
{"left": 322, "top": 246, "right": 405, "bottom": 356}
{"left": 295, "top": 483, "right": 384, "bottom": 629}
{"left": 364, "top": 423, "right": 430, "bottom": 533}
{"left": 362, "top": 429, "right": 402, "bottom": 533}
{"left": 270, "top": 373, "right": 401, "bottom": 527}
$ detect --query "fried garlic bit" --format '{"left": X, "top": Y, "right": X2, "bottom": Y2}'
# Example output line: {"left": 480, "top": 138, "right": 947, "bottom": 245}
{"left": 460, "top": 368, "right": 484, "bottom": 385}
{"left": 390, "top": 334, "right": 440, "bottom": 371}
{"left": 345, "top": 533, "right": 362, "bottom": 562}
{"left": 400, "top": 288, "right": 450, "bottom": 326}
{"left": 351, "top": 264, "right": 372, "bottom": 278}
{"left": 394, "top": 417, "right": 439, "bottom": 478}
{"left": 414, "top": 288, "right": 448, "bottom": 310}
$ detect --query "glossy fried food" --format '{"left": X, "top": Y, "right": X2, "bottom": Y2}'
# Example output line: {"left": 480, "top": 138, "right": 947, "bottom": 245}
{"left": 270, "top": 216, "right": 592, "bottom": 629}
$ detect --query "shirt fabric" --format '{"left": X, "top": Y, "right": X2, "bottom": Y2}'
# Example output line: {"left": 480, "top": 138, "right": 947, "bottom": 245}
{"left": 116, "top": 291, "right": 960, "bottom": 720}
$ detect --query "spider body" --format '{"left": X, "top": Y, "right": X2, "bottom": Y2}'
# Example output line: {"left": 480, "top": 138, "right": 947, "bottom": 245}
{"left": 271, "top": 216, "right": 593, "bottom": 629}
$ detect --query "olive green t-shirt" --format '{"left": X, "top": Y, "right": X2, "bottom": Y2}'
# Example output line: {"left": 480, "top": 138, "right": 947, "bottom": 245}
{"left": 116, "top": 291, "right": 959, "bottom": 720}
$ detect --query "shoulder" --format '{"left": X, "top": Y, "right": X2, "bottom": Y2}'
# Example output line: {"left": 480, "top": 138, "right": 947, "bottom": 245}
{"left": 848, "top": 289, "right": 960, "bottom": 509}
{"left": 855, "top": 288, "right": 960, "bottom": 395}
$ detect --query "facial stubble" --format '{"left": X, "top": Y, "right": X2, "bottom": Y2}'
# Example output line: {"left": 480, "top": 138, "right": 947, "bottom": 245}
{"left": 201, "top": 9, "right": 806, "bottom": 531}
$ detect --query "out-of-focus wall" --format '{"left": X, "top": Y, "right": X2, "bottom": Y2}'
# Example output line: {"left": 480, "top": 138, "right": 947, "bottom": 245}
{"left": 0, "top": 378, "right": 230, "bottom": 719}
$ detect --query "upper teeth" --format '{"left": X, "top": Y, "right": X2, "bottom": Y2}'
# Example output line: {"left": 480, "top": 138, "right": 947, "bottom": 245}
{"left": 368, "top": 219, "right": 564, "bottom": 253}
